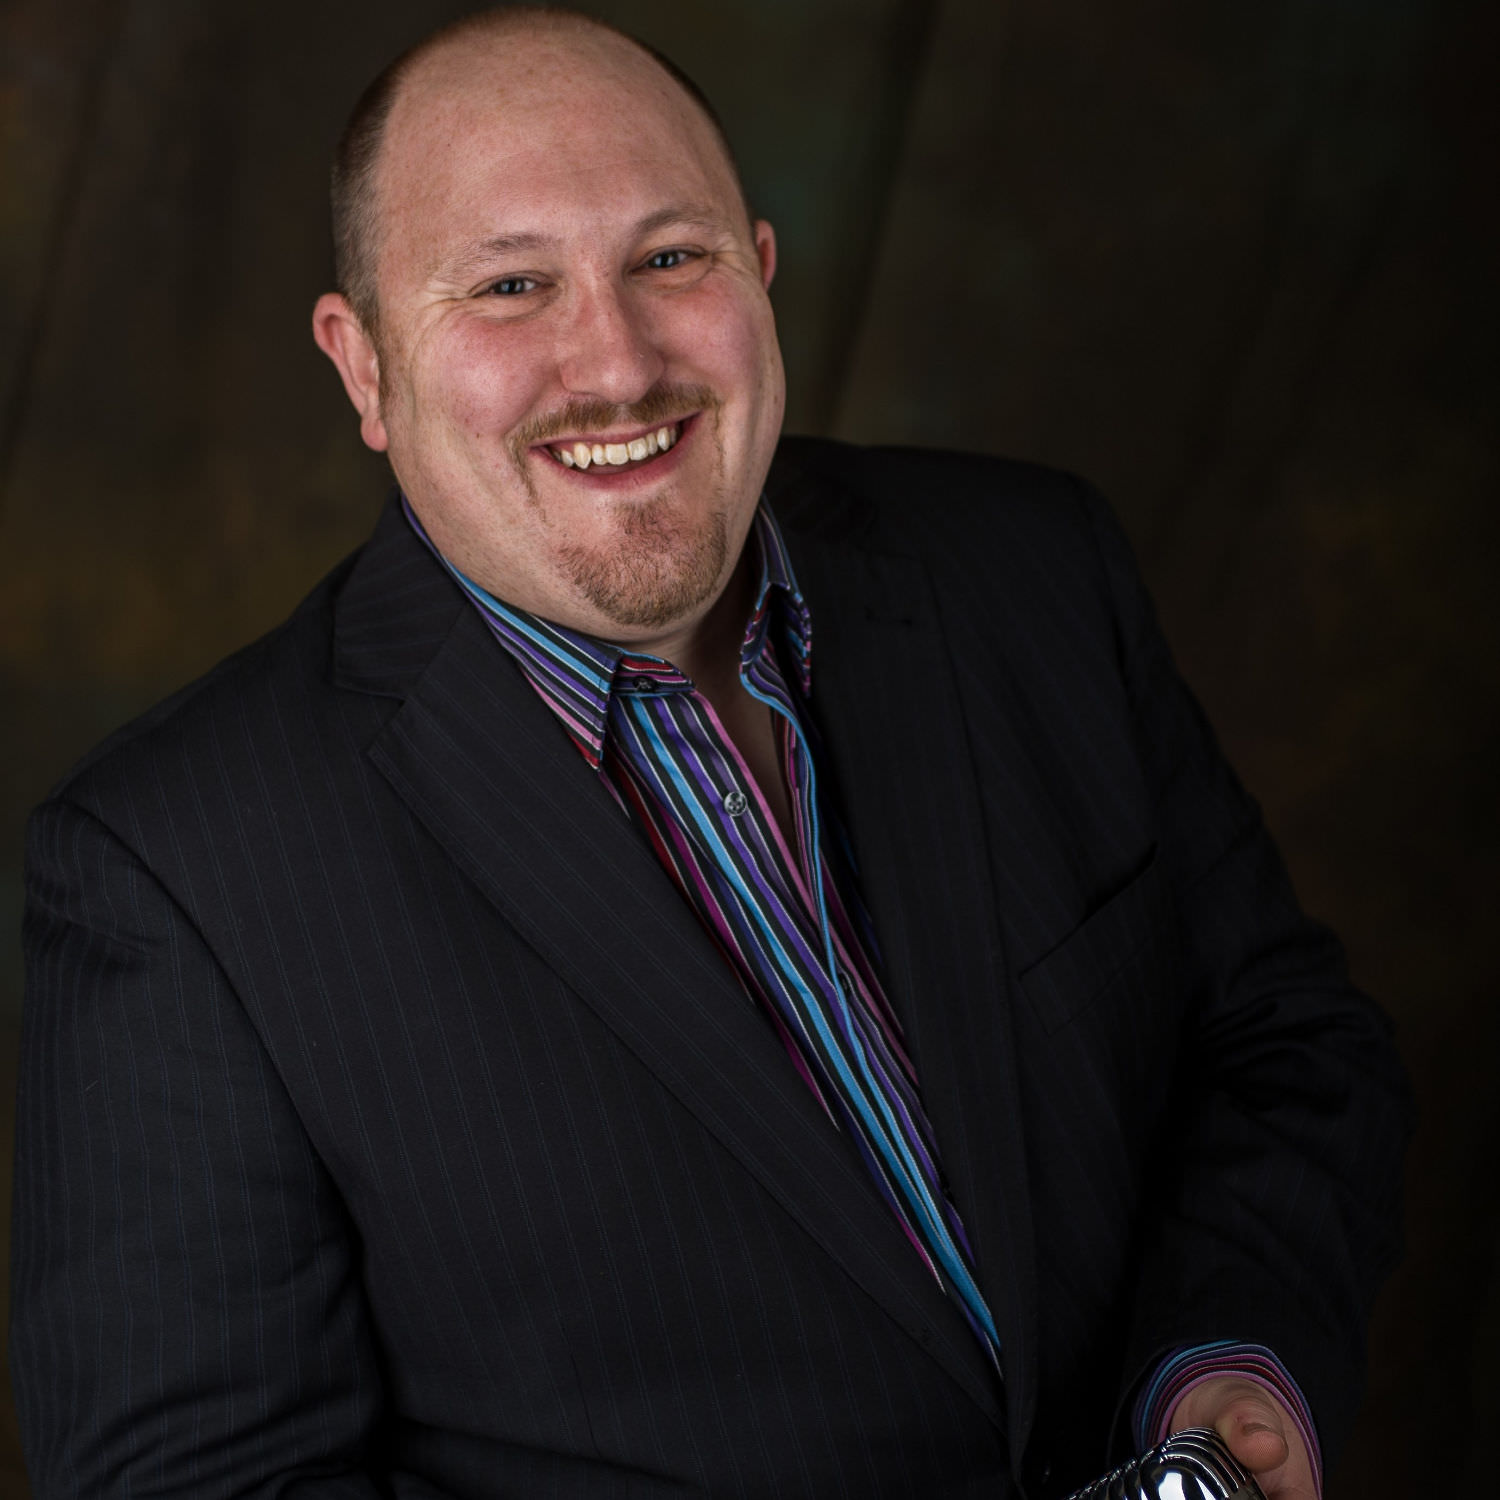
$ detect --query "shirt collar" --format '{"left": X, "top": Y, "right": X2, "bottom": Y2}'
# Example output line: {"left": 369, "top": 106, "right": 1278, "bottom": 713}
{"left": 403, "top": 496, "right": 812, "bottom": 770}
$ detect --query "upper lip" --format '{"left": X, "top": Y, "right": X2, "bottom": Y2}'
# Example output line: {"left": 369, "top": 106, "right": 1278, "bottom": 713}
{"left": 534, "top": 415, "right": 691, "bottom": 449}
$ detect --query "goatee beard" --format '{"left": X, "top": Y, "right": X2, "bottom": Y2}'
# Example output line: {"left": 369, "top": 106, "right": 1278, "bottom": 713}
{"left": 557, "top": 499, "right": 728, "bottom": 631}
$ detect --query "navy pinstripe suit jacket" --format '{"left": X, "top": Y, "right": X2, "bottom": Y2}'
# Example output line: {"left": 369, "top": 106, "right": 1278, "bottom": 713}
{"left": 11, "top": 439, "right": 1408, "bottom": 1498}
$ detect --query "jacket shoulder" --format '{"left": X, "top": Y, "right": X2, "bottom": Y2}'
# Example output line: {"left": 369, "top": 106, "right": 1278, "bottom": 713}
{"left": 770, "top": 434, "right": 1102, "bottom": 556}
{"left": 41, "top": 550, "right": 362, "bottom": 829}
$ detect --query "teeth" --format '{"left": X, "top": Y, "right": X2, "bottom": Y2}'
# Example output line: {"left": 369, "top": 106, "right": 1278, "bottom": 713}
{"left": 553, "top": 422, "right": 680, "bottom": 470}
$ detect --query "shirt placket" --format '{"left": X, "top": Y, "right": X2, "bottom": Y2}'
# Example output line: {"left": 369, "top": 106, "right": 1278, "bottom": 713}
{"left": 628, "top": 682, "right": 813, "bottom": 941}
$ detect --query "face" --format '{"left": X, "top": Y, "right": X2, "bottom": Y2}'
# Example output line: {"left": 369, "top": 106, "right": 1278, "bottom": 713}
{"left": 314, "top": 27, "right": 785, "bottom": 653}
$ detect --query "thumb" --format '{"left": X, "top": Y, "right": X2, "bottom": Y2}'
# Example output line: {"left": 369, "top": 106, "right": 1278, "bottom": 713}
{"left": 1172, "top": 1377, "right": 1291, "bottom": 1479}
{"left": 1211, "top": 1392, "right": 1291, "bottom": 1478}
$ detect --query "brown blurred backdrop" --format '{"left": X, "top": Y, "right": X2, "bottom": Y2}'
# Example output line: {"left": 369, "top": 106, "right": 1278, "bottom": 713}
{"left": 2, "top": 0, "right": 1496, "bottom": 1494}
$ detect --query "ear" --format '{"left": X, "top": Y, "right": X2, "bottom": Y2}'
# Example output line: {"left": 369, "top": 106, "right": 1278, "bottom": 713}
{"left": 753, "top": 219, "right": 777, "bottom": 290}
{"left": 311, "top": 292, "right": 389, "bottom": 452}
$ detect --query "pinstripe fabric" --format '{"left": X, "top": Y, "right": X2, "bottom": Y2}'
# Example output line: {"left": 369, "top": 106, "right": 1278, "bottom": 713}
{"left": 10, "top": 439, "right": 1409, "bottom": 1499}
{"left": 406, "top": 499, "right": 999, "bottom": 1362}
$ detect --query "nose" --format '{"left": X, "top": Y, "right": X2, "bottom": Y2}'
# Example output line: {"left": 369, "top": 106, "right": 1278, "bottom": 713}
{"left": 555, "top": 277, "right": 666, "bottom": 405}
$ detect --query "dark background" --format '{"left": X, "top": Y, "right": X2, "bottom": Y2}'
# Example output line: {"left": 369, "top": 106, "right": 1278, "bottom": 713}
{"left": 2, "top": 1, "right": 1496, "bottom": 1493}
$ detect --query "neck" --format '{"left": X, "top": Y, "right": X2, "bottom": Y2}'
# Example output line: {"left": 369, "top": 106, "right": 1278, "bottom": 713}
{"left": 633, "top": 548, "right": 755, "bottom": 698}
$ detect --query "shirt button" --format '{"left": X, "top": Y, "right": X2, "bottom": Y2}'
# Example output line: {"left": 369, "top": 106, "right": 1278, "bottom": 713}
{"left": 722, "top": 789, "right": 748, "bottom": 817}
{"left": 632, "top": 676, "right": 658, "bottom": 692}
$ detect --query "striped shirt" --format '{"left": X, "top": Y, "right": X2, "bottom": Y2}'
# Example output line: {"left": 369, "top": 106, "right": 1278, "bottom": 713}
{"left": 403, "top": 496, "right": 999, "bottom": 1364}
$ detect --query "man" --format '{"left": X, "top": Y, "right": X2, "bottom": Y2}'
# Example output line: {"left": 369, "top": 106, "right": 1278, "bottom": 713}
{"left": 10, "top": 8, "right": 1408, "bottom": 1497}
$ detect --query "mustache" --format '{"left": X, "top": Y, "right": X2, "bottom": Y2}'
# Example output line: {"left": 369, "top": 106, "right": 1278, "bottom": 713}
{"left": 511, "top": 384, "right": 719, "bottom": 449}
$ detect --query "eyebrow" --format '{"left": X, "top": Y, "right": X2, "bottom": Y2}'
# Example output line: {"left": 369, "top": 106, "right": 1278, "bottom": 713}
{"left": 432, "top": 203, "right": 735, "bottom": 284}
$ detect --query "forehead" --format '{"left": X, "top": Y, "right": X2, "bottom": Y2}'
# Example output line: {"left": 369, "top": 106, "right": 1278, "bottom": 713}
{"left": 376, "top": 28, "right": 742, "bottom": 263}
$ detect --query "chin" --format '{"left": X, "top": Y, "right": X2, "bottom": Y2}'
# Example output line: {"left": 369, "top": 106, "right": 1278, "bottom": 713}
{"left": 556, "top": 495, "right": 730, "bottom": 632}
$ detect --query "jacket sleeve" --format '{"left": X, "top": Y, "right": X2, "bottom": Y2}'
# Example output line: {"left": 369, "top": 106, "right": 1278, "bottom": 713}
{"left": 1079, "top": 483, "right": 1413, "bottom": 1463}
{"left": 10, "top": 797, "right": 389, "bottom": 1499}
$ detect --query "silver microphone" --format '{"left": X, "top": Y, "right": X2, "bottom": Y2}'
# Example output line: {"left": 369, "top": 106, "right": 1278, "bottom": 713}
{"left": 1061, "top": 1426, "right": 1266, "bottom": 1500}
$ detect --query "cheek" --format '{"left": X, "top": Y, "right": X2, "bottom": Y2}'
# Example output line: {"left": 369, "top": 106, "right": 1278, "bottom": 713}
{"left": 662, "top": 284, "right": 775, "bottom": 385}
{"left": 419, "top": 318, "right": 555, "bottom": 438}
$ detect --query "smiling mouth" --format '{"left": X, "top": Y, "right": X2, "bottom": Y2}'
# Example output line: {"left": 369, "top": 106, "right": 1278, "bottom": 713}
{"left": 545, "top": 420, "right": 683, "bottom": 473}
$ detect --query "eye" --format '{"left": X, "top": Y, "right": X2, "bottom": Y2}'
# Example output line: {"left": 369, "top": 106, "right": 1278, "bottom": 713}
{"left": 485, "top": 275, "right": 536, "bottom": 296}
{"left": 642, "top": 248, "right": 696, "bottom": 271}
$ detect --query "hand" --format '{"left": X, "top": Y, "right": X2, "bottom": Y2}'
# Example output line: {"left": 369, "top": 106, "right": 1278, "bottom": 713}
{"left": 1169, "top": 1377, "right": 1316, "bottom": 1500}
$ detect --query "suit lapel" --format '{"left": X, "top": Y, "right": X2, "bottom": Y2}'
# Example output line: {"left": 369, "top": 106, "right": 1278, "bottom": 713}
{"left": 784, "top": 505, "right": 1042, "bottom": 1458}
{"left": 334, "top": 499, "right": 1005, "bottom": 1429}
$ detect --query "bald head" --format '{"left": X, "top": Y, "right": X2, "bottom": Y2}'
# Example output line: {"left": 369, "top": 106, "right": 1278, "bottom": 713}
{"left": 331, "top": 6, "right": 747, "bottom": 337}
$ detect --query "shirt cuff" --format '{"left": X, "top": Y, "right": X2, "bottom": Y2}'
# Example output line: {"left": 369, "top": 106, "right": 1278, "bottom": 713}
{"left": 1132, "top": 1341, "right": 1323, "bottom": 1497}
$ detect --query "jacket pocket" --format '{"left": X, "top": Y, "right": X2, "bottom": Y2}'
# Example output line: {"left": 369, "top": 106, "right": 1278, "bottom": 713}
{"left": 1018, "top": 850, "right": 1169, "bottom": 1034}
